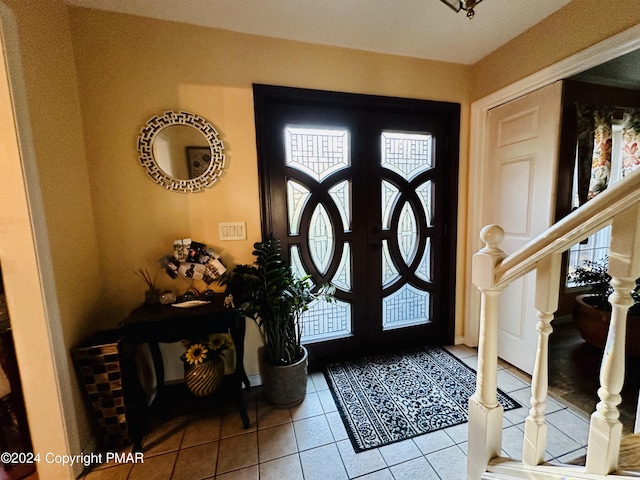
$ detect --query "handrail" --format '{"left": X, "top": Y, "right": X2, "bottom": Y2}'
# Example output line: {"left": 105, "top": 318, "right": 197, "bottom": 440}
{"left": 494, "top": 169, "right": 640, "bottom": 288}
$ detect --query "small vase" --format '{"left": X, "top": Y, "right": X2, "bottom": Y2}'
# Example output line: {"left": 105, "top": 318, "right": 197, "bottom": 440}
{"left": 184, "top": 357, "right": 224, "bottom": 396}
{"left": 144, "top": 288, "right": 160, "bottom": 304}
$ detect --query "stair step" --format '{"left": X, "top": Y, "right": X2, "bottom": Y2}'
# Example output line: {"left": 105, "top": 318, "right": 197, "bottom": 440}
{"left": 619, "top": 433, "right": 640, "bottom": 474}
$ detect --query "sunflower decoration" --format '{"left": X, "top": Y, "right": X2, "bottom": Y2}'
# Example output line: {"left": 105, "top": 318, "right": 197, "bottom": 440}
{"left": 184, "top": 343, "right": 209, "bottom": 365}
{"left": 180, "top": 333, "right": 233, "bottom": 366}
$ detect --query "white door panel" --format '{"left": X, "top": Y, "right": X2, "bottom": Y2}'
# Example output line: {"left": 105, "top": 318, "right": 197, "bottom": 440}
{"left": 486, "top": 82, "right": 562, "bottom": 374}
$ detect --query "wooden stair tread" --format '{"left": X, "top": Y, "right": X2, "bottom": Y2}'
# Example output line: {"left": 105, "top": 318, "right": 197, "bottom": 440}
{"left": 619, "top": 433, "right": 640, "bottom": 475}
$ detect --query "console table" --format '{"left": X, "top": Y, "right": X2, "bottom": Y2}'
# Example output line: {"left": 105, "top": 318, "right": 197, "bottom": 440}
{"left": 119, "top": 298, "right": 250, "bottom": 451}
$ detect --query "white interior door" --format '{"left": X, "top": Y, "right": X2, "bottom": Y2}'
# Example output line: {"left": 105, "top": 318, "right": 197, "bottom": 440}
{"left": 485, "top": 82, "right": 562, "bottom": 374}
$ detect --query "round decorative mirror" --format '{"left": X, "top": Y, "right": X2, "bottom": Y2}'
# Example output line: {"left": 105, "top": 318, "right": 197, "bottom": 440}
{"left": 137, "top": 111, "right": 225, "bottom": 192}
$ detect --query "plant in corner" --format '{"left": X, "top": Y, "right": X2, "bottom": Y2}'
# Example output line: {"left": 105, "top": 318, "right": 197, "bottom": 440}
{"left": 569, "top": 256, "right": 640, "bottom": 354}
{"left": 222, "top": 237, "right": 334, "bottom": 407}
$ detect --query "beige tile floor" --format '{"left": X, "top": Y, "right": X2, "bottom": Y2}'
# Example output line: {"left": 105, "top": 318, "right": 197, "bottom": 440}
{"left": 79, "top": 345, "right": 592, "bottom": 480}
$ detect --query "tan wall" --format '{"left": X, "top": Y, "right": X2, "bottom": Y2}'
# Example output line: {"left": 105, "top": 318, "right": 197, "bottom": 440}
{"left": 0, "top": 0, "right": 101, "bottom": 476}
{"left": 68, "top": 7, "right": 473, "bottom": 379}
{"left": 472, "top": 0, "right": 640, "bottom": 99}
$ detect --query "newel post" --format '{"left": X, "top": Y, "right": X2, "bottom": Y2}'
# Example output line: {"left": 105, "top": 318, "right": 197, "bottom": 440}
{"left": 468, "top": 225, "right": 506, "bottom": 480}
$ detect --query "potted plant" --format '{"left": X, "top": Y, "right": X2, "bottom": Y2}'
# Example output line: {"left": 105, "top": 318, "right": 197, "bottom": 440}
{"left": 569, "top": 257, "right": 640, "bottom": 354}
{"left": 223, "top": 237, "right": 334, "bottom": 407}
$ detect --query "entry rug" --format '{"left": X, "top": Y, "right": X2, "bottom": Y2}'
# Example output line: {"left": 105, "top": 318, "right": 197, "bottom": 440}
{"left": 324, "top": 346, "right": 521, "bottom": 452}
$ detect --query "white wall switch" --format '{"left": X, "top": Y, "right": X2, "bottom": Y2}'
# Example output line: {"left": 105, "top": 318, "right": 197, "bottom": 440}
{"left": 218, "top": 222, "right": 247, "bottom": 241}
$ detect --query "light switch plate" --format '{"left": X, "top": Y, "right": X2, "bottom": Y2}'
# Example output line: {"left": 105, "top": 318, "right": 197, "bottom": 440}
{"left": 218, "top": 222, "right": 247, "bottom": 241}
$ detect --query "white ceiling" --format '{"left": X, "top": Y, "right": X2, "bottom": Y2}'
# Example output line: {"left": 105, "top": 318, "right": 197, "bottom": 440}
{"left": 63, "top": 0, "right": 573, "bottom": 65}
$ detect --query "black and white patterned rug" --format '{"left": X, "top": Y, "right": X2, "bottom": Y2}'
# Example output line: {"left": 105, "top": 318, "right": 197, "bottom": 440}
{"left": 324, "top": 346, "right": 521, "bottom": 452}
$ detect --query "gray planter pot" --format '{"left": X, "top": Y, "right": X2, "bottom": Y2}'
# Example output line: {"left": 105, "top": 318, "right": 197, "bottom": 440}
{"left": 262, "top": 346, "right": 308, "bottom": 408}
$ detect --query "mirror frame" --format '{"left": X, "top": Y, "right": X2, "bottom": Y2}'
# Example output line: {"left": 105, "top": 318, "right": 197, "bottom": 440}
{"left": 137, "top": 111, "right": 225, "bottom": 193}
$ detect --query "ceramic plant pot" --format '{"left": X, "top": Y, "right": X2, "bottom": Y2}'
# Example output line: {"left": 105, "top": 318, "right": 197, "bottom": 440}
{"left": 572, "top": 294, "right": 640, "bottom": 356}
{"left": 261, "top": 346, "right": 308, "bottom": 408}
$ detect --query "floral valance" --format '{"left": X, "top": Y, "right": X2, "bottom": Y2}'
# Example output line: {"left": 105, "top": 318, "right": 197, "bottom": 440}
{"left": 576, "top": 103, "right": 640, "bottom": 206}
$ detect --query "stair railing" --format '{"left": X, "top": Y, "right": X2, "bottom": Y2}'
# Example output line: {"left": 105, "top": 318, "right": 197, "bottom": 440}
{"left": 468, "top": 168, "right": 640, "bottom": 480}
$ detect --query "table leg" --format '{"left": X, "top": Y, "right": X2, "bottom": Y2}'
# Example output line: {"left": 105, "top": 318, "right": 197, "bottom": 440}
{"left": 231, "top": 315, "right": 250, "bottom": 389}
{"left": 227, "top": 313, "right": 250, "bottom": 427}
{"left": 148, "top": 341, "right": 165, "bottom": 395}
{"left": 235, "top": 373, "right": 250, "bottom": 428}
{"left": 120, "top": 337, "right": 148, "bottom": 452}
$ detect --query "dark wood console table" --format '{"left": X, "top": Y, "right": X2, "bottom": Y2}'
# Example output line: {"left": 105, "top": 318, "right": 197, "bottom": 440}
{"left": 119, "top": 298, "right": 250, "bottom": 451}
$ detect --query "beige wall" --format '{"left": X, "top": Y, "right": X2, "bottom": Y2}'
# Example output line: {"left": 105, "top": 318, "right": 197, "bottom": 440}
{"left": 68, "top": 6, "right": 474, "bottom": 378}
{"left": 0, "top": 0, "right": 101, "bottom": 476}
{"left": 472, "top": 0, "right": 640, "bottom": 99}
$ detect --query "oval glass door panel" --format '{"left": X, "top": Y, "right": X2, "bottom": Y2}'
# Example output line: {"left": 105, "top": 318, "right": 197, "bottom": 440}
{"left": 308, "top": 204, "right": 334, "bottom": 275}
{"left": 397, "top": 201, "right": 418, "bottom": 265}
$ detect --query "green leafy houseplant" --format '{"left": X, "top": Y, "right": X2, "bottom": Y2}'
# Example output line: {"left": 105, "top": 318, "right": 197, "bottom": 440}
{"left": 223, "top": 237, "right": 334, "bottom": 366}
{"left": 569, "top": 256, "right": 640, "bottom": 315}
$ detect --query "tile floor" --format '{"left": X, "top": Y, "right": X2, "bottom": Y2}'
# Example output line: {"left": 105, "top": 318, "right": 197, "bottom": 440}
{"left": 79, "top": 344, "right": 592, "bottom": 480}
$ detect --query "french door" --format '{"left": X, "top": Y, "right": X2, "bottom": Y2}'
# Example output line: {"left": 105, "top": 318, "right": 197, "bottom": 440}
{"left": 254, "top": 85, "right": 460, "bottom": 366}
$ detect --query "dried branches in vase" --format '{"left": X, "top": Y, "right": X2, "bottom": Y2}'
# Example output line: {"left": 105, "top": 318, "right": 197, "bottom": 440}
{"left": 134, "top": 267, "right": 159, "bottom": 304}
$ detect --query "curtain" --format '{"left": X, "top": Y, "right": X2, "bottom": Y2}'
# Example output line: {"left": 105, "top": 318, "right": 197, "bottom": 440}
{"left": 621, "top": 108, "right": 640, "bottom": 178}
{"left": 575, "top": 103, "right": 614, "bottom": 205}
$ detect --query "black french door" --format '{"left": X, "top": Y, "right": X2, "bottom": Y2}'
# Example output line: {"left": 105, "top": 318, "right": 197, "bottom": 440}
{"left": 254, "top": 85, "right": 459, "bottom": 366}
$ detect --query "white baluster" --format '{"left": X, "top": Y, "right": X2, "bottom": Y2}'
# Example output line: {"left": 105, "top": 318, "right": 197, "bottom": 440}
{"left": 586, "top": 204, "right": 640, "bottom": 475}
{"left": 468, "top": 225, "right": 506, "bottom": 480}
{"left": 523, "top": 253, "right": 561, "bottom": 466}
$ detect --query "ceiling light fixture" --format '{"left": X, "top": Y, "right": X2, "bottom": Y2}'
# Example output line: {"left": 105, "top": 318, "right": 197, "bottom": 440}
{"left": 440, "top": 0, "right": 483, "bottom": 19}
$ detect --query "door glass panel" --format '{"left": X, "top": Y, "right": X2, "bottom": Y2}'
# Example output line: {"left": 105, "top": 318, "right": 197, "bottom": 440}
{"left": 380, "top": 131, "right": 433, "bottom": 331}
{"left": 382, "top": 284, "right": 429, "bottom": 330}
{"left": 416, "top": 180, "right": 433, "bottom": 227}
{"left": 301, "top": 298, "right": 353, "bottom": 343}
{"left": 332, "top": 243, "right": 352, "bottom": 291}
{"left": 292, "top": 242, "right": 354, "bottom": 343}
{"left": 381, "top": 180, "right": 400, "bottom": 230}
{"left": 285, "top": 127, "right": 354, "bottom": 345}
{"left": 287, "top": 180, "right": 311, "bottom": 235}
{"left": 309, "top": 204, "right": 334, "bottom": 275}
{"left": 381, "top": 239, "right": 400, "bottom": 287}
{"left": 290, "top": 245, "right": 314, "bottom": 287}
{"left": 381, "top": 132, "right": 433, "bottom": 181}
{"left": 415, "top": 237, "right": 432, "bottom": 282}
{"left": 328, "top": 180, "right": 351, "bottom": 231}
{"left": 397, "top": 201, "right": 418, "bottom": 265}
{"left": 285, "top": 127, "right": 350, "bottom": 181}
